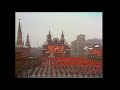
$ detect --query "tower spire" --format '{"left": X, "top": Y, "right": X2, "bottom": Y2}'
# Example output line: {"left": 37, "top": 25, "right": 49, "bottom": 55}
{"left": 25, "top": 33, "right": 31, "bottom": 48}
{"left": 61, "top": 29, "right": 64, "bottom": 39}
{"left": 60, "top": 29, "right": 64, "bottom": 44}
{"left": 16, "top": 19, "right": 23, "bottom": 46}
{"left": 18, "top": 19, "right": 21, "bottom": 32}
{"left": 48, "top": 29, "right": 51, "bottom": 39}
{"left": 47, "top": 29, "right": 52, "bottom": 45}
{"left": 49, "top": 29, "right": 51, "bottom": 35}
{"left": 62, "top": 29, "right": 63, "bottom": 34}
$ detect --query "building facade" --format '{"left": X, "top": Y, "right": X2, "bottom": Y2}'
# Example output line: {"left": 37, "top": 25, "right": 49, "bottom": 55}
{"left": 41, "top": 30, "right": 70, "bottom": 57}
{"left": 86, "top": 38, "right": 102, "bottom": 47}
{"left": 70, "top": 34, "right": 86, "bottom": 57}
{"left": 83, "top": 43, "right": 102, "bottom": 60}
{"left": 70, "top": 34, "right": 102, "bottom": 57}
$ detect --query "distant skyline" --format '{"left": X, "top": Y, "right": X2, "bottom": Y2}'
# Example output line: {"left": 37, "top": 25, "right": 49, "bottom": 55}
{"left": 15, "top": 12, "right": 102, "bottom": 47}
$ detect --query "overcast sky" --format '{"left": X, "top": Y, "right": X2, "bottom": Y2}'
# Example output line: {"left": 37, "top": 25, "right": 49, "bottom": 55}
{"left": 15, "top": 12, "right": 102, "bottom": 47}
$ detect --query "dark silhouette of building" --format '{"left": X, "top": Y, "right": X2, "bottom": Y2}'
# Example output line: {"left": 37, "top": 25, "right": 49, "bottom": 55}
{"left": 42, "top": 29, "right": 70, "bottom": 57}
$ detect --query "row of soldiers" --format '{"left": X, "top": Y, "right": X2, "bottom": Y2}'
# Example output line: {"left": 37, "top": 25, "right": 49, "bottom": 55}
{"left": 20, "top": 57, "right": 102, "bottom": 78}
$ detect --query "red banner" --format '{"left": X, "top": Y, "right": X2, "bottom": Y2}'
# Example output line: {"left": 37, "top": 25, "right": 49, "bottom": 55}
{"left": 48, "top": 46, "right": 64, "bottom": 53}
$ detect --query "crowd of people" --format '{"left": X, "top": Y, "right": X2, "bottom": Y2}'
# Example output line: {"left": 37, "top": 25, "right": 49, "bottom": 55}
{"left": 52, "top": 57, "right": 102, "bottom": 77}
{"left": 20, "top": 57, "right": 102, "bottom": 78}
{"left": 16, "top": 57, "right": 42, "bottom": 78}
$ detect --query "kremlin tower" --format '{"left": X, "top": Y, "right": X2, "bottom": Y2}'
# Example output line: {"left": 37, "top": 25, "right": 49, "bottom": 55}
{"left": 25, "top": 33, "right": 31, "bottom": 48}
{"left": 16, "top": 19, "right": 24, "bottom": 47}
{"left": 16, "top": 19, "right": 31, "bottom": 59}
